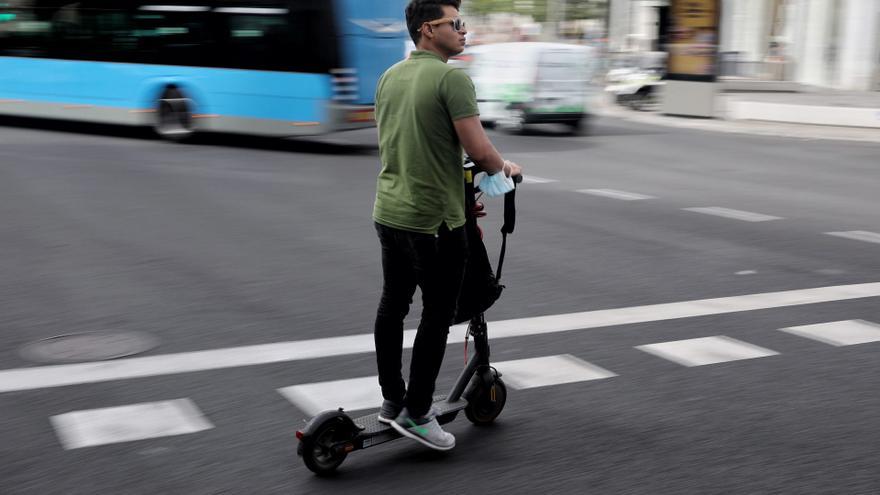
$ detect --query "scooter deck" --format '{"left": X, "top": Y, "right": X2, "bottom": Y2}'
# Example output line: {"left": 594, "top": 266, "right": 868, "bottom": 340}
{"left": 350, "top": 396, "right": 468, "bottom": 449}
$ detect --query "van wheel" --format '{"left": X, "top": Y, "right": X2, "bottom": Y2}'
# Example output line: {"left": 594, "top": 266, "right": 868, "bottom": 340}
{"left": 631, "top": 88, "right": 653, "bottom": 112}
{"left": 154, "top": 88, "right": 194, "bottom": 141}
{"left": 499, "top": 110, "right": 525, "bottom": 134}
{"left": 566, "top": 117, "right": 589, "bottom": 136}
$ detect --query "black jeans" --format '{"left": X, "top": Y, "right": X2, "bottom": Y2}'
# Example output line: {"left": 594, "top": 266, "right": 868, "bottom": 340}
{"left": 374, "top": 222, "right": 468, "bottom": 418}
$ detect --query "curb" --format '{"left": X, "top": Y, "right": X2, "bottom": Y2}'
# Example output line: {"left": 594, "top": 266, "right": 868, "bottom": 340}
{"left": 725, "top": 100, "right": 880, "bottom": 129}
{"left": 599, "top": 99, "right": 880, "bottom": 144}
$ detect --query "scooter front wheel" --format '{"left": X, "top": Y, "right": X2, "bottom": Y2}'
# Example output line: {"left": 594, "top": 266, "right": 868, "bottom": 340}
{"left": 465, "top": 377, "right": 507, "bottom": 425}
{"left": 300, "top": 416, "right": 354, "bottom": 476}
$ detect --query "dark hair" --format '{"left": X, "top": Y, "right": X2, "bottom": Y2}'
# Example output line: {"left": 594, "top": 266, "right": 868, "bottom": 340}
{"left": 405, "top": 0, "right": 461, "bottom": 45}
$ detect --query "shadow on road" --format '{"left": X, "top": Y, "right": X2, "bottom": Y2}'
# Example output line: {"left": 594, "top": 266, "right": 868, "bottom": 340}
{"left": 483, "top": 117, "right": 668, "bottom": 154}
{"left": 0, "top": 116, "right": 378, "bottom": 156}
{"left": 293, "top": 421, "right": 510, "bottom": 486}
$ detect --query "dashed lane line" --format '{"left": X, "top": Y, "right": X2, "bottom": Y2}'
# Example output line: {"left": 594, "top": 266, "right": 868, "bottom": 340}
{"left": 683, "top": 206, "right": 783, "bottom": 222}
{"left": 826, "top": 231, "right": 880, "bottom": 245}
{"left": 577, "top": 188, "right": 655, "bottom": 201}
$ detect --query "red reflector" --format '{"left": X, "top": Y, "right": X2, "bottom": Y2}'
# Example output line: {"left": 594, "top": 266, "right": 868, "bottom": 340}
{"left": 344, "top": 443, "right": 355, "bottom": 453}
{"left": 295, "top": 430, "right": 304, "bottom": 440}
{"left": 346, "top": 110, "right": 375, "bottom": 123}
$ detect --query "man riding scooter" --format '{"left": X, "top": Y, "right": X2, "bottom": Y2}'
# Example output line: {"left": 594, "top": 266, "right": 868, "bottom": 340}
{"left": 371, "top": 0, "right": 523, "bottom": 450}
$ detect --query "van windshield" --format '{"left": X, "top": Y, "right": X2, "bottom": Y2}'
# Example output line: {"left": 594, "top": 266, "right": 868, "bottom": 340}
{"left": 538, "top": 50, "right": 590, "bottom": 82}
{"left": 473, "top": 48, "right": 533, "bottom": 83}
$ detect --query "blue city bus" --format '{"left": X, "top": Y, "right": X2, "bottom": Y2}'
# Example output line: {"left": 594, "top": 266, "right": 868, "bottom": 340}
{"left": 0, "top": 0, "right": 409, "bottom": 139}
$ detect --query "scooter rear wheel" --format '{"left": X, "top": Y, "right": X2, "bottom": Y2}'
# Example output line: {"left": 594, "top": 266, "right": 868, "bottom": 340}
{"left": 301, "top": 417, "right": 353, "bottom": 476}
{"left": 465, "top": 377, "right": 507, "bottom": 425}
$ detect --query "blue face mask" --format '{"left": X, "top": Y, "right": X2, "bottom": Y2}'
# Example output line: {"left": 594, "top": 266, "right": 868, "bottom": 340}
{"left": 479, "top": 172, "right": 515, "bottom": 198}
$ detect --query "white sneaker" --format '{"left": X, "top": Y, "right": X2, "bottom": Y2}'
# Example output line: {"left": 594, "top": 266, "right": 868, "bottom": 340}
{"left": 390, "top": 407, "right": 455, "bottom": 451}
{"left": 378, "top": 400, "right": 403, "bottom": 425}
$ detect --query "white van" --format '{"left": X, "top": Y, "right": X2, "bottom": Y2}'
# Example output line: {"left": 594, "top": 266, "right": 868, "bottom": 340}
{"left": 464, "top": 42, "right": 599, "bottom": 133}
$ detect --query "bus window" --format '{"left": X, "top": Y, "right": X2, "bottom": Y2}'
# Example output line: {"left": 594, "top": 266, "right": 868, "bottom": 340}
{"left": 74, "top": 7, "right": 139, "bottom": 62}
{"left": 215, "top": 1, "right": 339, "bottom": 74}
{"left": 0, "top": 7, "right": 53, "bottom": 58}
{"left": 218, "top": 9, "right": 292, "bottom": 71}
{"left": 287, "top": 0, "right": 339, "bottom": 73}
{"left": 133, "top": 5, "right": 211, "bottom": 66}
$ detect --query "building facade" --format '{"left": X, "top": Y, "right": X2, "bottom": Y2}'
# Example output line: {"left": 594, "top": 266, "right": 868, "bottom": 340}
{"left": 609, "top": 0, "right": 880, "bottom": 91}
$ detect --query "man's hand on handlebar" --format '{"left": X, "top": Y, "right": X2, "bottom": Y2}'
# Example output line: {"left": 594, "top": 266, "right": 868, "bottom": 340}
{"left": 502, "top": 160, "right": 522, "bottom": 179}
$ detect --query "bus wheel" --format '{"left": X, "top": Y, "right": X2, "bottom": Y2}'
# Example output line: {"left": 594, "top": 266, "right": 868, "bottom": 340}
{"left": 155, "top": 88, "right": 194, "bottom": 141}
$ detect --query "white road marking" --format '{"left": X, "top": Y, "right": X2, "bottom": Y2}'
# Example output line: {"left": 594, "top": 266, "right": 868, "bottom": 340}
{"left": 278, "top": 355, "right": 615, "bottom": 415}
{"left": 50, "top": 399, "right": 213, "bottom": 450}
{"left": 736, "top": 270, "right": 758, "bottom": 275}
{"left": 278, "top": 376, "right": 382, "bottom": 417}
{"left": 577, "top": 188, "right": 655, "bottom": 201}
{"left": 522, "top": 175, "right": 558, "bottom": 184}
{"left": 779, "top": 320, "right": 880, "bottom": 346}
{"left": 2, "top": 282, "right": 880, "bottom": 393}
{"left": 498, "top": 354, "right": 616, "bottom": 389}
{"left": 683, "top": 207, "right": 782, "bottom": 222}
{"left": 636, "top": 336, "right": 779, "bottom": 367}
{"left": 826, "top": 231, "right": 880, "bottom": 245}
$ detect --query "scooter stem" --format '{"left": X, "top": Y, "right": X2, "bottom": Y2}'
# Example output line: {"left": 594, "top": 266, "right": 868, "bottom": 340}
{"left": 447, "top": 314, "right": 491, "bottom": 402}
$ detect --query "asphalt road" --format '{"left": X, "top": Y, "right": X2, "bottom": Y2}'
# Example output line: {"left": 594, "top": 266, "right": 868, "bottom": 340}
{"left": 1, "top": 116, "right": 879, "bottom": 494}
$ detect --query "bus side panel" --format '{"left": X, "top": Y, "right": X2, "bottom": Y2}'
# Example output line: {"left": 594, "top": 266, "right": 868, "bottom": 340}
{"left": 136, "top": 70, "right": 332, "bottom": 124}
{"left": 332, "top": 0, "right": 408, "bottom": 36}
{"left": 195, "top": 71, "right": 331, "bottom": 123}
{"left": 332, "top": 0, "right": 408, "bottom": 105}
{"left": 0, "top": 57, "right": 332, "bottom": 125}
{"left": 340, "top": 36, "right": 407, "bottom": 104}
{"left": 0, "top": 57, "right": 142, "bottom": 108}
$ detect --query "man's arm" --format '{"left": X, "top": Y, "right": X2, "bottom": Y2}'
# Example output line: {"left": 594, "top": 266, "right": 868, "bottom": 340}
{"left": 453, "top": 116, "right": 521, "bottom": 177}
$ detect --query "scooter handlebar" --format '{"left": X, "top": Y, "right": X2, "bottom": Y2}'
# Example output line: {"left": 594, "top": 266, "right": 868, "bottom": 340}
{"left": 463, "top": 157, "right": 522, "bottom": 184}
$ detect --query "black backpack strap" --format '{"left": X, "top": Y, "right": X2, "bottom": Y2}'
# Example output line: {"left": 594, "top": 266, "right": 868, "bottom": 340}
{"left": 495, "top": 176, "right": 520, "bottom": 282}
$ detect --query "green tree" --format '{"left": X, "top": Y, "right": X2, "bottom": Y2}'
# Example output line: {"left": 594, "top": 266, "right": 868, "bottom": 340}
{"left": 464, "top": 0, "right": 605, "bottom": 21}
{"left": 464, "top": 0, "right": 547, "bottom": 22}
{"left": 565, "top": 0, "right": 607, "bottom": 20}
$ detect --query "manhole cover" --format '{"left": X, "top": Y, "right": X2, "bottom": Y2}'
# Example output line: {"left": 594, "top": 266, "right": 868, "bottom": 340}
{"left": 19, "top": 331, "right": 159, "bottom": 364}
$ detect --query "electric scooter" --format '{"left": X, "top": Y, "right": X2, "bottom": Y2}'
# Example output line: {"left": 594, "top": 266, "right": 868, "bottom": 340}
{"left": 296, "top": 162, "right": 521, "bottom": 476}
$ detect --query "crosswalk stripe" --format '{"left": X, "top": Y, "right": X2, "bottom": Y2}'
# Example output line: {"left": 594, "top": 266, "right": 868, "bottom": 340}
{"left": 779, "top": 320, "right": 880, "bottom": 346}
{"left": 577, "top": 188, "right": 655, "bottom": 200}
{"left": 278, "top": 355, "right": 616, "bottom": 416}
{"left": 2, "top": 282, "right": 880, "bottom": 393}
{"left": 825, "top": 231, "right": 880, "bottom": 245}
{"left": 497, "top": 354, "right": 616, "bottom": 389}
{"left": 683, "top": 207, "right": 782, "bottom": 222}
{"left": 278, "top": 377, "right": 381, "bottom": 417}
{"left": 636, "top": 336, "right": 779, "bottom": 367}
{"left": 50, "top": 399, "right": 213, "bottom": 450}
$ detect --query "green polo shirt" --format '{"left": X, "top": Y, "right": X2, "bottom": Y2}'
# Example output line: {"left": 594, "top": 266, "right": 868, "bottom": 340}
{"left": 372, "top": 50, "right": 480, "bottom": 235}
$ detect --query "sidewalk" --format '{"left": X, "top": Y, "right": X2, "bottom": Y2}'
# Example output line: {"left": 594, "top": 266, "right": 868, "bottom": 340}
{"left": 600, "top": 86, "right": 880, "bottom": 143}
{"left": 721, "top": 86, "right": 880, "bottom": 129}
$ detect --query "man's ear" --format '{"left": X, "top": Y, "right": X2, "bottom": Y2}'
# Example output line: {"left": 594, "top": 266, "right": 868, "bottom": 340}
{"left": 422, "top": 23, "right": 434, "bottom": 40}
